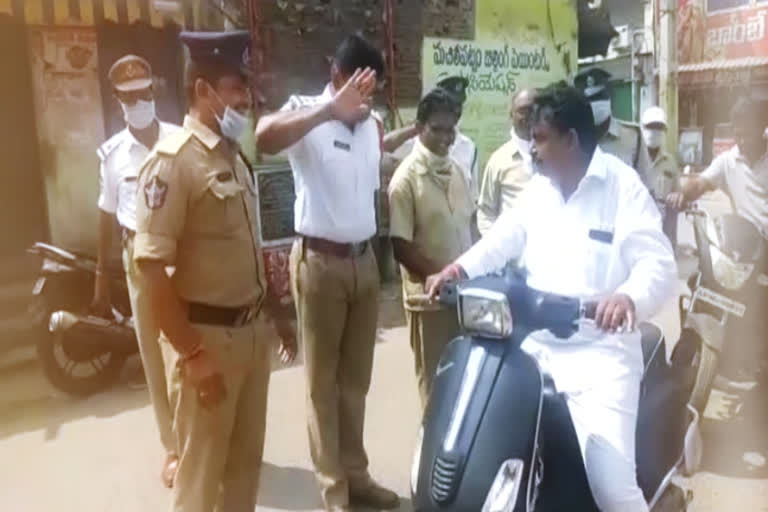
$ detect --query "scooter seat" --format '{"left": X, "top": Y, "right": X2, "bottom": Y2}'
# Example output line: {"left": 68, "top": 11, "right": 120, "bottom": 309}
{"left": 639, "top": 322, "right": 664, "bottom": 377}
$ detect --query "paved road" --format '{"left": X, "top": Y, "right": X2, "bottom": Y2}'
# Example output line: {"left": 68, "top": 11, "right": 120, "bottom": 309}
{"left": 0, "top": 191, "right": 765, "bottom": 511}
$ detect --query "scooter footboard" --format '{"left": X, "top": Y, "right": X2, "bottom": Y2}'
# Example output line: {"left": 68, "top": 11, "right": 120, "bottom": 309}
{"left": 414, "top": 338, "right": 544, "bottom": 511}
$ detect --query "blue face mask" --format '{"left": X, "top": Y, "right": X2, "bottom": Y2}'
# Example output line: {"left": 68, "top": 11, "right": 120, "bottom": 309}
{"left": 208, "top": 85, "right": 249, "bottom": 141}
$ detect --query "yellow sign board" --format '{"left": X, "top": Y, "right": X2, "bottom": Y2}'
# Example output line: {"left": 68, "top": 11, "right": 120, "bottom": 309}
{"left": 422, "top": 0, "right": 578, "bottom": 172}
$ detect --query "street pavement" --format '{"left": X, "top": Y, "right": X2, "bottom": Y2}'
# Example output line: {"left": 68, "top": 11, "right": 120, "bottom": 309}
{"left": 0, "top": 191, "right": 766, "bottom": 511}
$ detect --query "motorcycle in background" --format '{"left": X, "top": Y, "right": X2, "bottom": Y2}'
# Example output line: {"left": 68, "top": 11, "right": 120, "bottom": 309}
{"left": 28, "top": 242, "right": 138, "bottom": 396}
{"left": 680, "top": 207, "right": 767, "bottom": 412}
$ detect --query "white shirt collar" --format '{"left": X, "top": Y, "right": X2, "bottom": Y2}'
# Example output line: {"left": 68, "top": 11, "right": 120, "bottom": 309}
{"left": 584, "top": 147, "right": 608, "bottom": 181}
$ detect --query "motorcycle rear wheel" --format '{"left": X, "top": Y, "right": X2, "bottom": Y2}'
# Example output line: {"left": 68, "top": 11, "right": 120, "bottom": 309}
{"left": 32, "top": 297, "right": 127, "bottom": 396}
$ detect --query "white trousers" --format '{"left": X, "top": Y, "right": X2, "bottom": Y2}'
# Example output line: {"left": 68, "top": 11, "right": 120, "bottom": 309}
{"left": 522, "top": 330, "right": 649, "bottom": 512}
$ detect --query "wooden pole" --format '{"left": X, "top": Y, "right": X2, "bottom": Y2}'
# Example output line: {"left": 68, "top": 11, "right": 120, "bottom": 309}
{"left": 658, "top": 0, "right": 678, "bottom": 155}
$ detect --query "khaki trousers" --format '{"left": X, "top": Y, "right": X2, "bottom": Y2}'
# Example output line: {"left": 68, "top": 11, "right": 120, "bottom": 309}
{"left": 406, "top": 308, "right": 460, "bottom": 408}
{"left": 122, "top": 236, "right": 174, "bottom": 452}
{"left": 162, "top": 320, "right": 272, "bottom": 512}
{"left": 289, "top": 239, "right": 379, "bottom": 508}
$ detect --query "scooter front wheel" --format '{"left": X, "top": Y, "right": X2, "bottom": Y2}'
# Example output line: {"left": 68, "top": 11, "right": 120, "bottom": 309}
{"left": 689, "top": 342, "right": 718, "bottom": 414}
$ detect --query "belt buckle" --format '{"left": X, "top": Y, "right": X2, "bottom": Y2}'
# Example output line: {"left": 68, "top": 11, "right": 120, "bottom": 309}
{"left": 351, "top": 241, "right": 365, "bottom": 257}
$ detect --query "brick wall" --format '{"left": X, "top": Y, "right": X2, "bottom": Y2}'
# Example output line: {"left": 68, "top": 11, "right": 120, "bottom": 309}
{"left": 258, "top": 0, "right": 476, "bottom": 113}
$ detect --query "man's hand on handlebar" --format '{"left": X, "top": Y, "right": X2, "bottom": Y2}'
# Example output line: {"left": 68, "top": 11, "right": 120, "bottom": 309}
{"left": 594, "top": 293, "right": 636, "bottom": 333}
{"left": 665, "top": 191, "right": 687, "bottom": 210}
{"left": 426, "top": 263, "right": 466, "bottom": 299}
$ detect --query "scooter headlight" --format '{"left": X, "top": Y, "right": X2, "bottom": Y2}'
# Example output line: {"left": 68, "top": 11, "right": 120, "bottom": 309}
{"left": 711, "top": 247, "right": 754, "bottom": 290}
{"left": 410, "top": 426, "right": 424, "bottom": 495}
{"left": 458, "top": 288, "right": 513, "bottom": 338}
{"left": 482, "top": 459, "right": 525, "bottom": 512}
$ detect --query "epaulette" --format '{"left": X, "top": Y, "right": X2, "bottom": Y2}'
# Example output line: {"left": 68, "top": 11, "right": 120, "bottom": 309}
{"left": 155, "top": 128, "right": 194, "bottom": 156}
{"left": 96, "top": 130, "right": 125, "bottom": 161}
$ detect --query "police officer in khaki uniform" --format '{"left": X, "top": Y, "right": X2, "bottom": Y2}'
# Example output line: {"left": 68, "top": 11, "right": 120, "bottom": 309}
{"left": 256, "top": 35, "right": 399, "bottom": 512}
{"left": 642, "top": 106, "right": 680, "bottom": 245}
{"left": 477, "top": 87, "right": 536, "bottom": 235}
{"left": 134, "top": 31, "right": 295, "bottom": 512}
{"left": 92, "top": 55, "right": 181, "bottom": 487}
{"left": 388, "top": 88, "right": 475, "bottom": 407}
{"left": 385, "top": 76, "right": 480, "bottom": 200}
{"left": 575, "top": 67, "right": 653, "bottom": 189}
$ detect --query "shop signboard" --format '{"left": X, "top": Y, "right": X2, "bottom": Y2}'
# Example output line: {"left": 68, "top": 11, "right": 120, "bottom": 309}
{"left": 679, "top": 0, "right": 768, "bottom": 65}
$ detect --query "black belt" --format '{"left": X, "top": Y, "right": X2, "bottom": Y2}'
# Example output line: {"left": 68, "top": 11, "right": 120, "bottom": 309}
{"left": 187, "top": 302, "right": 258, "bottom": 327}
{"left": 299, "top": 235, "right": 369, "bottom": 258}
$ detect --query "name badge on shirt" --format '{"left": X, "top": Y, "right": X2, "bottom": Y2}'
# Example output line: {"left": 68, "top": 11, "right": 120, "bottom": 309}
{"left": 589, "top": 228, "right": 614, "bottom": 245}
{"left": 333, "top": 140, "right": 351, "bottom": 152}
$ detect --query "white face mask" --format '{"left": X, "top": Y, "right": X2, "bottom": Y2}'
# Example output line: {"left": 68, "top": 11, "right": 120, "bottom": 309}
{"left": 209, "top": 85, "right": 250, "bottom": 141}
{"left": 590, "top": 99, "right": 612, "bottom": 125}
{"left": 121, "top": 99, "right": 156, "bottom": 130}
{"left": 642, "top": 127, "right": 665, "bottom": 149}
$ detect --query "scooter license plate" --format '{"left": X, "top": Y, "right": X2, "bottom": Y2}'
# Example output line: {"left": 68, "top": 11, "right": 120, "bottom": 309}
{"left": 695, "top": 286, "right": 746, "bottom": 317}
{"left": 32, "top": 277, "right": 46, "bottom": 296}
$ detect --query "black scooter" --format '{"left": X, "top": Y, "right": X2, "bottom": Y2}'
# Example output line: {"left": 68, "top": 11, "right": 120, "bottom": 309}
{"left": 411, "top": 273, "right": 702, "bottom": 511}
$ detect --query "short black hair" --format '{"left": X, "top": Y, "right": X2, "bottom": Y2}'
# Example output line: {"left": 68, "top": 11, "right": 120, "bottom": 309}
{"left": 532, "top": 83, "right": 597, "bottom": 156}
{"left": 417, "top": 88, "right": 462, "bottom": 124}
{"left": 185, "top": 59, "right": 247, "bottom": 104}
{"left": 334, "top": 34, "right": 385, "bottom": 80}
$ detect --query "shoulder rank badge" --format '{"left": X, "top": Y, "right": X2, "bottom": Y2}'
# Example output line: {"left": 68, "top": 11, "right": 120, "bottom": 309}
{"left": 144, "top": 176, "right": 168, "bottom": 209}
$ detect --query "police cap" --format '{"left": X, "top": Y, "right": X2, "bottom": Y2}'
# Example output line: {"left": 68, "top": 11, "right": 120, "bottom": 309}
{"left": 108, "top": 54, "right": 152, "bottom": 92}
{"left": 180, "top": 30, "right": 251, "bottom": 75}
{"left": 574, "top": 67, "right": 612, "bottom": 98}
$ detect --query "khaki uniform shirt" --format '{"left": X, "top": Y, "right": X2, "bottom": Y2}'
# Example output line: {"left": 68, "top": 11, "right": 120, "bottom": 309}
{"left": 133, "top": 115, "right": 267, "bottom": 309}
{"left": 388, "top": 150, "right": 474, "bottom": 312}
{"left": 600, "top": 118, "right": 652, "bottom": 190}
{"left": 477, "top": 138, "right": 533, "bottom": 235}
{"left": 649, "top": 150, "right": 680, "bottom": 199}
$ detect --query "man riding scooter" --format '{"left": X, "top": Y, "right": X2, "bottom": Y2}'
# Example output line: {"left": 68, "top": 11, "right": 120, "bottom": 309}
{"left": 667, "top": 98, "right": 768, "bottom": 238}
{"left": 427, "top": 84, "right": 677, "bottom": 512}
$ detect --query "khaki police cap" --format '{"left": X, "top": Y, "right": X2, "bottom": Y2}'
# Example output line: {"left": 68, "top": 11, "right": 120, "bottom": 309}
{"left": 108, "top": 55, "right": 152, "bottom": 92}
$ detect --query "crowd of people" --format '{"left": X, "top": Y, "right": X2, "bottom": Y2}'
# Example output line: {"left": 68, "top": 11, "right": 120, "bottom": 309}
{"left": 91, "top": 28, "right": 768, "bottom": 512}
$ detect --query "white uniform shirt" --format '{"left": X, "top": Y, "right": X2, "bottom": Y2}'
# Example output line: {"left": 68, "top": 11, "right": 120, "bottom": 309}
{"left": 701, "top": 145, "right": 768, "bottom": 236}
{"left": 393, "top": 131, "right": 479, "bottom": 200}
{"left": 280, "top": 85, "right": 381, "bottom": 243}
{"left": 458, "top": 148, "right": 677, "bottom": 328}
{"left": 97, "top": 121, "right": 179, "bottom": 230}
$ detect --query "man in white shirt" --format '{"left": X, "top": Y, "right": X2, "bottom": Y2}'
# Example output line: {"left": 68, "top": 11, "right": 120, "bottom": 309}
{"left": 427, "top": 84, "right": 677, "bottom": 512}
{"left": 384, "top": 76, "right": 480, "bottom": 200}
{"left": 667, "top": 97, "right": 768, "bottom": 235}
{"left": 91, "top": 55, "right": 180, "bottom": 487}
{"left": 255, "top": 35, "right": 399, "bottom": 512}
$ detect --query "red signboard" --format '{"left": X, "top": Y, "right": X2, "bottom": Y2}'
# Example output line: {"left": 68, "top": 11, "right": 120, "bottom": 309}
{"left": 679, "top": 1, "right": 768, "bottom": 64}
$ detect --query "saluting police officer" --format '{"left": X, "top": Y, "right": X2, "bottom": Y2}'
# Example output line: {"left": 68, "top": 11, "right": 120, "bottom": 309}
{"left": 574, "top": 67, "right": 653, "bottom": 190}
{"left": 134, "top": 31, "right": 295, "bottom": 512}
{"left": 256, "top": 34, "right": 399, "bottom": 512}
{"left": 91, "top": 54, "right": 181, "bottom": 487}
